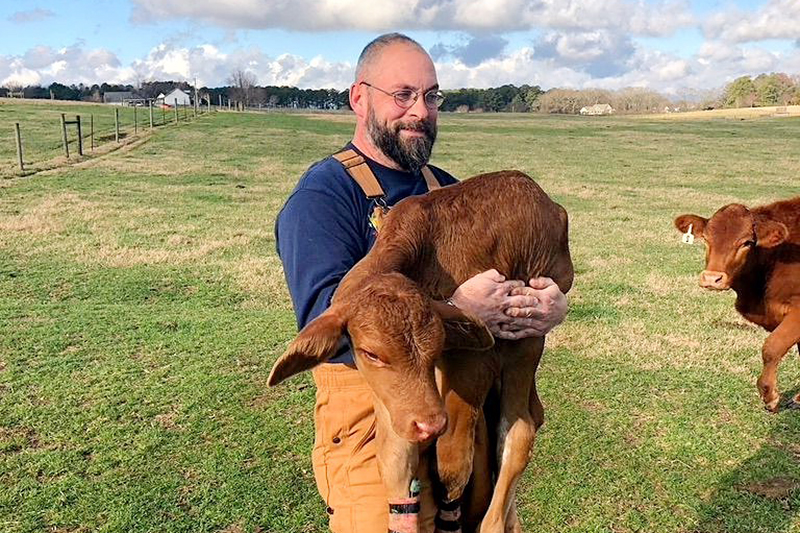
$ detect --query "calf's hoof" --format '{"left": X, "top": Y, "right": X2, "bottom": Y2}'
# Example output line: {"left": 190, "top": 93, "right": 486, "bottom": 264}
{"left": 763, "top": 397, "right": 781, "bottom": 413}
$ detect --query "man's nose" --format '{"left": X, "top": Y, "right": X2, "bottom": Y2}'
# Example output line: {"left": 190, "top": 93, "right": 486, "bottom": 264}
{"left": 406, "top": 93, "right": 432, "bottom": 119}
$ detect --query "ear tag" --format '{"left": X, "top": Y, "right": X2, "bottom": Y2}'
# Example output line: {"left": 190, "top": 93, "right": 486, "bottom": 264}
{"left": 682, "top": 224, "right": 695, "bottom": 245}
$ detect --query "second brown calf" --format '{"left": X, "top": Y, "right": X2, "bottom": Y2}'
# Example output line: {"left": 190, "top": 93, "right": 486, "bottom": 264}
{"left": 675, "top": 196, "right": 800, "bottom": 412}
{"left": 270, "top": 170, "right": 573, "bottom": 532}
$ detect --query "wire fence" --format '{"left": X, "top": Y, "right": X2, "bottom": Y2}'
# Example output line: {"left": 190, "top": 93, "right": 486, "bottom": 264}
{"left": 1, "top": 99, "right": 216, "bottom": 178}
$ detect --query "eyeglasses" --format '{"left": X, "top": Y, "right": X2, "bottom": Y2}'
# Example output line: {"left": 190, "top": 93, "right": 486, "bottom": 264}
{"left": 360, "top": 82, "right": 445, "bottom": 109}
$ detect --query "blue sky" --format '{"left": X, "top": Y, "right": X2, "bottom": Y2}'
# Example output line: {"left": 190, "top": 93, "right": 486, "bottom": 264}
{"left": 1, "top": 0, "right": 798, "bottom": 96}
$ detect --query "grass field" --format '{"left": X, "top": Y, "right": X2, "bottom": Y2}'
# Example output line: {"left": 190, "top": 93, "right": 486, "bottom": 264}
{"left": 0, "top": 98, "right": 206, "bottom": 178}
{"left": 2, "top": 103, "right": 800, "bottom": 533}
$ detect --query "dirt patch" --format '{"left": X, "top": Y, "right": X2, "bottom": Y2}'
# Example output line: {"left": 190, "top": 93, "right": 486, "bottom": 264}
{"left": 740, "top": 477, "right": 800, "bottom": 499}
{"left": 0, "top": 425, "right": 40, "bottom": 452}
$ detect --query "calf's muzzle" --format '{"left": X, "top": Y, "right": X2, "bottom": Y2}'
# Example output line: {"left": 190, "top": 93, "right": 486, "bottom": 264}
{"left": 411, "top": 413, "right": 448, "bottom": 442}
{"left": 700, "top": 270, "right": 730, "bottom": 290}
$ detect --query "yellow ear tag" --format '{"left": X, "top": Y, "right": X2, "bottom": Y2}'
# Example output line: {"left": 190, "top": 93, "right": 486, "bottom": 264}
{"left": 369, "top": 205, "right": 388, "bottom": 233}
{"left": 682, "top": 224, "right": 695, "bottom": 245}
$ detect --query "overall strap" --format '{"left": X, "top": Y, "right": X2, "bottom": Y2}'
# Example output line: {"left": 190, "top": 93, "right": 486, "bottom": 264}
{"left": 421, "top": 166, "right": 441, "bottom": 191}
{"left": 332, "top": 149, "right": 385, "bottom": 199}
{"left": 333, "top": 149, "right": 442, "bottom": 199}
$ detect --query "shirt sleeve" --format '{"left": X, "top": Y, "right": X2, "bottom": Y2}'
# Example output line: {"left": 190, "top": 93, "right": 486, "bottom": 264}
{"left": 276, "top": 187, "right": 365, "bottom": 330}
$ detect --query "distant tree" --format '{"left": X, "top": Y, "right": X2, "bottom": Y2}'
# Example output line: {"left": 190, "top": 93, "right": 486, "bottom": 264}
{"left": 724, "top": 76, "right": 757, "bottom": 108}
{"left": 754, "top": 73, "right": 781, "bottom": 106}
{"left": 522, "top": 85, "right": 543, "bottom": 112}
{"left": 48, "top": 82, "right": 80, "bottom": 100}
{"left": 228, "top": 69, "right": 258, "bottom": 107}
{"left": 23, "top": 85, "right": 48, "bottom": 99}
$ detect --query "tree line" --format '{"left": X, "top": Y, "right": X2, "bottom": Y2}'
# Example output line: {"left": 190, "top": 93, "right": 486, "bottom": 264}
{"left": 2, "top": 71, "right": 799, "bottom": 114}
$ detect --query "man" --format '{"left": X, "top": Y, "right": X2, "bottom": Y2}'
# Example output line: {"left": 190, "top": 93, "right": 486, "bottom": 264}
{"left": 275, "top": 33, "right": 567, "bottom": 533}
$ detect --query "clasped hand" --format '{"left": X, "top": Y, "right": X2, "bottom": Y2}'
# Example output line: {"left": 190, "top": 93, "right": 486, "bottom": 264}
{"left": 449, "top": 269, "right": 567, "bottom": 340}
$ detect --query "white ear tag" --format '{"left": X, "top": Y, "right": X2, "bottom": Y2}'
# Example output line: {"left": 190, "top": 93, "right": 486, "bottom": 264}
{"left": 682, "top": 224, "right": 695, "bottom": 245}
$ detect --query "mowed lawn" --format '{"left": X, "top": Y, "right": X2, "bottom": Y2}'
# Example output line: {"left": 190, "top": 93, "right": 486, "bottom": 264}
{"left": 2, "top": 106, "right": 800, "bottom": 533}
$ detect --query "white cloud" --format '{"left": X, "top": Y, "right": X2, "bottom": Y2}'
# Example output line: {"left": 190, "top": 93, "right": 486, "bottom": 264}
{"left": 0, "top": 42, "right": 354, "bottom": 90}
{"left": 130, "top": 0, "right": 694, "bottom": 36}
{"left": 704, "top": 0, "right": 800, "bottom": 43}
{"left": 2, "top": 27, "right": 799, "bottom": 98}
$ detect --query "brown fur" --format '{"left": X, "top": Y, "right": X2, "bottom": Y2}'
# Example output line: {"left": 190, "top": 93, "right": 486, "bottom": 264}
{"left": 675, "top": 196, "right": 800, "bottom": 412}
{"left": 270, "top": 170, "right": 574, "bottom": 531}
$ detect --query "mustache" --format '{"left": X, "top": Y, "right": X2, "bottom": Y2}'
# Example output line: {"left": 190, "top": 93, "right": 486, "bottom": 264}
{"left": 396, "top": 120, "right": 435, "bottom": 138}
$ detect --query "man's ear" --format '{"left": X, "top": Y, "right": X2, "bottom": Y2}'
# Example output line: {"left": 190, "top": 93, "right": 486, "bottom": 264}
{"left": 349, "top": 82, "right": 366, "bottom": 118}
{"left": 674, "top": 214, "right": 707, "bottom": 237}
{"left": 431, "top": 300, "right": 494, "bottom": 352}
{"left": 755, "top": 217, "right": 788, "bottom": 248}
{"left": 268, "top": 307, "right": 347, "bottom": 386}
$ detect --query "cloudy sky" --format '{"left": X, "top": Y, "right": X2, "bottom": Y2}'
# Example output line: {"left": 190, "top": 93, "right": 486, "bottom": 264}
{"left": 1, "top": 0, "right": 799, "bottom": 96}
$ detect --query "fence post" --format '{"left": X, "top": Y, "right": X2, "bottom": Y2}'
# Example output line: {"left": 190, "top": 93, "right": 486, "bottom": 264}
{"left": 76, "top": 115, "right": 83, "bottom": 156}
{"left": 60, "top": 114, "right": 69, "bottom": 158}
{"left": 134, "top": 105, "right": 138, "bottom": 134}
{"left": 14, "top": 122, "right": 24, "bottom": 172}
{"left": 149, "top": 101, "right": 154, "bottom": 129}
{"left": 90, "top": 114, "right": 94, "bottom": 152}
{"left": 115, "top": 108, "right": 120, "bottom": 142}
{"left": 174, "top": 103, "right": 179, "bottom": 124}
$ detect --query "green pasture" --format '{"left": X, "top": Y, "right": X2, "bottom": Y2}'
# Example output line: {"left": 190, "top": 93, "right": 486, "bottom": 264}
{"left": 0, "top": 98, "right": 204, "bottom": 177}
{"left": 2, "top": 104, "right": 800, "bottom": 533}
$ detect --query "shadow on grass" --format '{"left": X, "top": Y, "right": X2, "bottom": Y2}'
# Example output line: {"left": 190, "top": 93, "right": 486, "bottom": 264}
{"left": 693, "top": 391, "right": 800, "bottom": 533}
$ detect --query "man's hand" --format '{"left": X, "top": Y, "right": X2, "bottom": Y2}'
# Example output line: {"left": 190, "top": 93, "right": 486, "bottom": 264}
{"left": 500, "top": 277, "right": 567, "bottom": 339}
{"left": 449, "top": 270, "right": 567, "bottom": 340}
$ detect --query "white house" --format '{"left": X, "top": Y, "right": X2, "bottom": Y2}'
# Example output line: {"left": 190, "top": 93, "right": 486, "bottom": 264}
{"left": 579, "top": 103, "right": 615, "bottom": 116}
{"left": 161, "top": 88, "right": 192, "bottom": 107}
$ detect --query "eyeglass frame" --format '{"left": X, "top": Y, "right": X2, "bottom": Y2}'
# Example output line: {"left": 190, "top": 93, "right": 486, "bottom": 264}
{"left": 359, "top": 81, "right": 445, "bottom": 110}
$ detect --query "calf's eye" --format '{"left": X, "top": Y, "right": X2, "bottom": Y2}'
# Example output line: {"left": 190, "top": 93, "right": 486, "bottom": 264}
{"left": 360, "top": 350, "right": 387, "bottom": 366}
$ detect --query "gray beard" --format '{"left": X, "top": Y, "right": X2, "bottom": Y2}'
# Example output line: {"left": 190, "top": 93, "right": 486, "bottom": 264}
{"left": 367, "top": 108, "right": 437, "bottom": 173}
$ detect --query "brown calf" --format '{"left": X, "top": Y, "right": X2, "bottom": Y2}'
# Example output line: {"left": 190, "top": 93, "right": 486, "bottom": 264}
{"left": 675, "top": 196, "right": 800, "bottom": 412}
{"left": 269, "top": 170, "right": 573, "bottom": 532}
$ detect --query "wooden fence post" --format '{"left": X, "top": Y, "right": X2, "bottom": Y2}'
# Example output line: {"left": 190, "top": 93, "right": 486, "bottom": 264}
{"left": 115, "top": 108, "right": 120, "bottom": 142}
{"left": 14, "top": 122, "right": 24, "bottom": 172}
{"left": 174, "top": 103, "right": 179, "bottom": 124}
{"left": 76, "top": 115, "right": 83, "bottom": 156}
{"left": 134, "top": 105, "right": 138, "bottom": 134}
{"left": 61, "top": 113, "right": 69, "bottom": 158}
{"left": 149, "top": 101, "right": 154, "bottom": 129}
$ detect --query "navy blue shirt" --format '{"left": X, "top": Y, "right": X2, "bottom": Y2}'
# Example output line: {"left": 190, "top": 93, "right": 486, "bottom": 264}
{"left": 275, "top": 144, "right": 458, "bottom": 364}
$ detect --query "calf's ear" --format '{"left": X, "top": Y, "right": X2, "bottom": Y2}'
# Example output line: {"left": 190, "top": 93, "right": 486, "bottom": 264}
{"left": 431, "top": 300, "right": 495, "bottom": 352}
{"left": 755, "top": 218, "right": 788, "bottom": 248}
{"left": 268, "top": 308, "right": 346, "bottom": 386}
{"left": 674, "top": 214, "right": 707, "bottom": 237}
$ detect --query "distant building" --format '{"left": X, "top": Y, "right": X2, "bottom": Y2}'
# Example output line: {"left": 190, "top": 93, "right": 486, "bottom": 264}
{"left": 103, "top": 91, "right": 135, "bottom": 105}
{"left": 580, "top": 103, "right": 615, "bottom": 116}
{"left": 159, "top": 88, "right": 192, "bottom": 107}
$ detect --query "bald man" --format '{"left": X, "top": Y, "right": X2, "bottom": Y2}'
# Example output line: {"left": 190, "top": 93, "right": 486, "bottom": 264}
{"left": 275, "top": 33, "right": 567, "bottom": 533}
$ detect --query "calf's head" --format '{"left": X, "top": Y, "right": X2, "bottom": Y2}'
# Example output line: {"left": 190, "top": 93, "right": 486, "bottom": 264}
{"left": 268, "top": 272, "right": 493, "bottom": 442}
{"left": 675, "top": 204, "right": 788, "bottom": 290}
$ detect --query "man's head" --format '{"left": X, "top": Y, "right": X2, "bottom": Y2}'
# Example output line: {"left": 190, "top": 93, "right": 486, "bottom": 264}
{"left": 350, "top": 33, "right": 441, "bottom": 173}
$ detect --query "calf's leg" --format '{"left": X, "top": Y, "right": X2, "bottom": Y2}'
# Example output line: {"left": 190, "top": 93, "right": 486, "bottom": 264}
{"left": 757, "top": 310, "right": 800, "bottom": 412}
{"left": 374, "top": 400, "right": 422, "bottom": 533}
{"left": 478, "top": 339, "right": 543, "bottom": 533}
